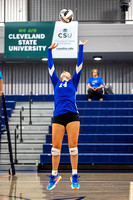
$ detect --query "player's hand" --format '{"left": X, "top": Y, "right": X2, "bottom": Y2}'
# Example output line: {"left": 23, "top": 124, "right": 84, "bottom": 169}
{"left": 0, "top": 91, "right": 3, "bottom": 96}
{"left": 49, "top": 43, "right": 58, "bottom": 49}
{"left": 79, "top": 40, "right": 88, "bottom": 45}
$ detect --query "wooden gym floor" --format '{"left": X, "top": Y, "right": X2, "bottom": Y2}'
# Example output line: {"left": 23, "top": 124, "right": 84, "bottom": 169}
{"left": 0, "top": 172, "right": 133, "bottom": 200}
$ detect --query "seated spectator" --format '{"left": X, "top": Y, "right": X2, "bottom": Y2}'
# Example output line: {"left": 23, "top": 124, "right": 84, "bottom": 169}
{"left": 87, "top": 69, "right": 103, "bottom": 101}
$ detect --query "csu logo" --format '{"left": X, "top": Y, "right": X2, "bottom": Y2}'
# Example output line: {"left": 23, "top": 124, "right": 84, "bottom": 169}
{"left": 58, "top": 29, "right": 72, "bottom": 38}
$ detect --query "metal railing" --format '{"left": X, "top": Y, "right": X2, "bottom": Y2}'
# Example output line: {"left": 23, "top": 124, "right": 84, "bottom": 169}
{"left": 19, "top": 107, "right": 24, "bottom": 143}
{"left": 2, "top": 93, "right": 15, "bottom": 175}
{"left": 29, "top": 91, "right": 33, "bottom": 125}
{"left": 14, "top": 125, "right": 19, "bottom": 164}
{"left": 14, "top": 106, "right": 24, "bottom": 164}
{"left": 14, "top": 91, "right": 33, "bottom": 164}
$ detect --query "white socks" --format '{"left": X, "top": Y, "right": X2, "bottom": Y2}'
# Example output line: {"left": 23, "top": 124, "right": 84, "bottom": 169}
{"left": 72, "top": 169, "right": 77, "bottom": 175}
{"left": 52, "top": 170, "right": 58, "bottom": 176}
{"left": 52, "top": 169, "right": 77, "bottom": 176}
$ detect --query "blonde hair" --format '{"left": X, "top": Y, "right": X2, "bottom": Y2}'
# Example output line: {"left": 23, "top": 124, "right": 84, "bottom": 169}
{"left": 60, "top": 72, "right": 72, "bottom": 81}
{"left": 91, "top": 69, "right": 99, "bottom": 76}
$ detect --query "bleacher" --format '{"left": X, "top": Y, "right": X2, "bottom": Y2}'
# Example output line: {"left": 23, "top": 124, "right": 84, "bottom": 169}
{"left": 40, "top": 94, "right": 133, "bottom": 165}
{"left": 1, "top": 95, "right": 54, "bottom": 128}
{"left": 1, "top": 94, "right": 133, "bottom": 168}
{"left": 1, "top": 101, "right": 16, "bottom": 130}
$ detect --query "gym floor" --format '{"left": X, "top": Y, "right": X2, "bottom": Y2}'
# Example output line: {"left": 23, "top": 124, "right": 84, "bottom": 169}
{"left": 0, "top": 172, "right": 133, "bottom": 200}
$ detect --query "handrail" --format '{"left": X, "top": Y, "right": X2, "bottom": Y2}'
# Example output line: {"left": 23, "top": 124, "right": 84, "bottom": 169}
{"left": 2, "top": 93, "right": 15, "bottom": 175}
{"left": 14, "top": 125, "right": 19, "bottom": 164}
{"left": 20, "top": 107, "right": 24, "bottom": 143}
{"left": 29, "top": 91, "right": 33, "bottom": 125}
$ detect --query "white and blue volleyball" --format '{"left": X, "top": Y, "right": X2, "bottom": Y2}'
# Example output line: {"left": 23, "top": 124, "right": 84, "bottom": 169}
{"left": 59, "top": 9, "right": 74, "bottom": 23}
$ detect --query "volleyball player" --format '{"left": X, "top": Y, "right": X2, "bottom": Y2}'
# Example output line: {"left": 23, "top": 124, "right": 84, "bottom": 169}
{"left": 46, "top": 40, "right": 88, "bottom": 190}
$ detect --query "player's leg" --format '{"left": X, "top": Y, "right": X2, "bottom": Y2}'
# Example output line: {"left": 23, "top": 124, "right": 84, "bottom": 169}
{"left": 46, "top": 123, "right": 65, "bottom": 190}
{"left": 52, "top": 123, "right": 65, "bottom": 171}
{"left": 66, "top": 121, "right": 79, "bottom": 170}
{"left": 66, "top": 121, "right": 80, "bottom": 189}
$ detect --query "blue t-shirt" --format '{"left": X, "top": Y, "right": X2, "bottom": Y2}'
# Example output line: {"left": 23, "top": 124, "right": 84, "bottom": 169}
{"left": 0, "top": 71, "right": 3, "bottom": 79}
{"left": 87, "top": 76, "right": 103, "bottom": 88}
{"left": 47, "top": 45, "right": 83, "bottom": 117}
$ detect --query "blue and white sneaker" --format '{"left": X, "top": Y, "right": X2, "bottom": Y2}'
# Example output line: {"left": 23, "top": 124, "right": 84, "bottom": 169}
{"left": 46, "top": 174, "right": 62, "bottom": 190}
{"left": 70, "top": 174, "right": 80, "bottom": 189}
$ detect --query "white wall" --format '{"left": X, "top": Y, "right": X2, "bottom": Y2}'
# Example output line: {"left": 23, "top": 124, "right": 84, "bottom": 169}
{"left": 0, "top": 0, "right": 4, "bottom": 22}
{"left": 126, "top": 0, "right": 133, "bottom": 24}
{"left": 79, "top": 23, "right": 133, "bottom": 52}
{"left": 0, "top": 24, "right": 4, "bottom": 53}
{"left": 0, "top": 0, "right": 28, "bottom": 22}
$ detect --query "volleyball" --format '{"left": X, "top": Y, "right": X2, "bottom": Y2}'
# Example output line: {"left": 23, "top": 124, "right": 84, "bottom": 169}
{"left": 59, "top": 9, "right": 74, "bottom": 23}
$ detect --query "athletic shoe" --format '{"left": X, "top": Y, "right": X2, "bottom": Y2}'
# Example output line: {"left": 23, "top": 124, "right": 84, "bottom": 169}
{"left": 70, "top": 174, "right": 80, "bottom": 189}
{"left": 46, "top": 174, "right": 62, "bottom": 190}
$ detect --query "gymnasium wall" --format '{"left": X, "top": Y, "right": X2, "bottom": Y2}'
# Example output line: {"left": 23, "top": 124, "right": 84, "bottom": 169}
{"left": 0, "top": 23, "right": 133, "bottom": 94}
{"left": 0, "top": 0, "right": 133, "bottom": 95}
{"left": 0, "top": 0, "right": 133, "bottom": 23}
{"left": 28, "top": 0, "right": 124, "bottom": 22}
{"left": 0, "top": 25, "right": 4, "bottom": 53}
{"left": 0, "top": 60, "right": 133, "bottom": 95}
{"left": 0, "top": 0, "right": 28, "bottom": 22}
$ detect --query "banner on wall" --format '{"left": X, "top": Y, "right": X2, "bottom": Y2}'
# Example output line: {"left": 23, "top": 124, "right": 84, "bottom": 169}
{"left": 5, "top": 21, "right": 78, "bottom": 59}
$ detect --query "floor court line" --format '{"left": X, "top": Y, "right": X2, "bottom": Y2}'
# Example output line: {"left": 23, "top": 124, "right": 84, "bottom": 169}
{"left": 0, "top": 180, "right": 131, "bottom": 183}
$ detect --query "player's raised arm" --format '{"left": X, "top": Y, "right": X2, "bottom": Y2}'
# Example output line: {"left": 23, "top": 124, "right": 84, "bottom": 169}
{"left": 47, "top": 43, "right": 59, "bottom": 87}
{"left": 72, "top": 40, "right": 88, "bottom": 90}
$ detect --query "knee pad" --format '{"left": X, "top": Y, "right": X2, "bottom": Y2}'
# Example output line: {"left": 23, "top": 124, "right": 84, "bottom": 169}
{"left": 69, "top": 147, "right": 78, "bottom": 155}
{"left": 51, "top": 147, "right": 61, "bottom": 156}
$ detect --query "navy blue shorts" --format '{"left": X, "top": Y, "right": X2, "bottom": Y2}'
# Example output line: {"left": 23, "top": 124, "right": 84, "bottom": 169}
{"left": 52, "top": 112, "right": 80, "bottom": 127}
